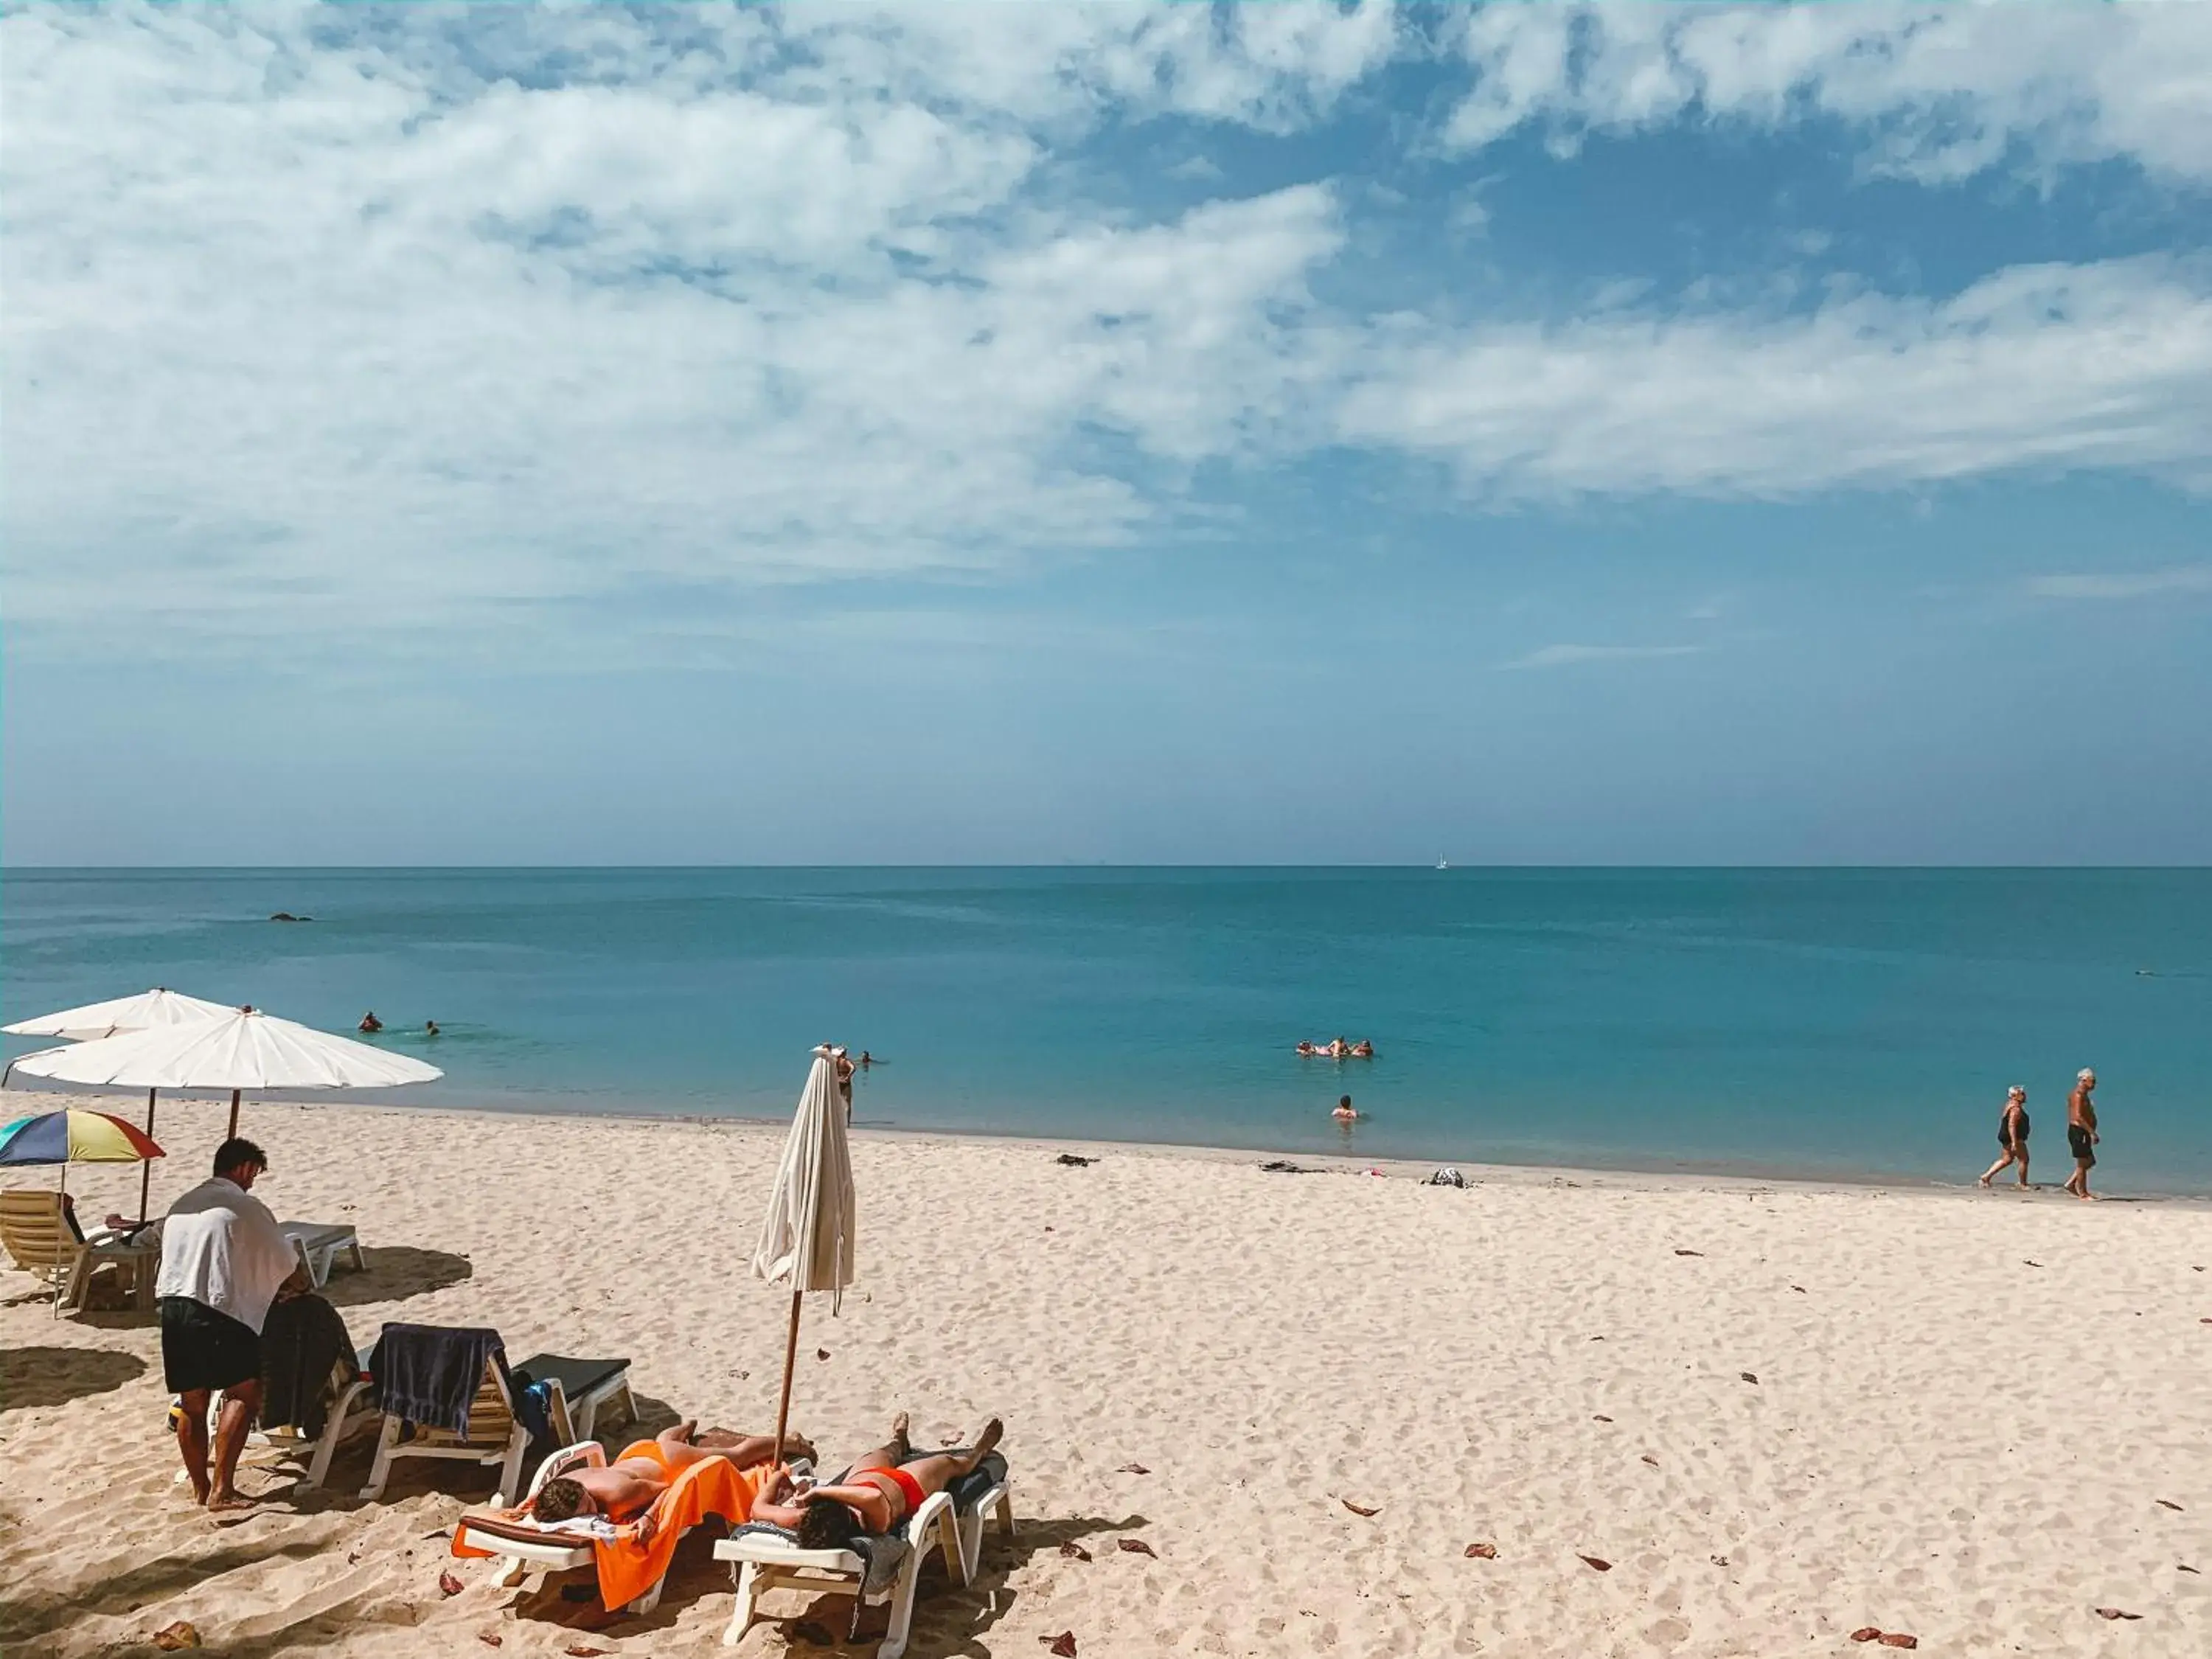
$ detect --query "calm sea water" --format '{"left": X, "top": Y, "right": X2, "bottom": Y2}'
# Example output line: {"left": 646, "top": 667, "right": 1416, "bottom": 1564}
{"left": 4, "top": 869, "right": 2208, "bottom": 1191}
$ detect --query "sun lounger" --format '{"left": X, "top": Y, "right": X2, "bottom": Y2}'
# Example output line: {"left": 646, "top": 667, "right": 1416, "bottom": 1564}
{"left": 714, "top": 1458, "right": 1014, "bottom": 1659}
{"left": 0, "top": 1189, "right": 158, "bottom": 1315}
{"left": 453, "top": 1436, "right": 760, "bottom": 1615}
{"left": 225, "top": 1344, "right": 379, "bottom": 1491}
{"left": 359, "top": 1329, "right": 632, "bottom": 1504}
{"left": 453, "top": 1442, "right": 650, "bottom": 1610}
{"left": 278, "top": 1221, "right": 365, "bottom": 1287}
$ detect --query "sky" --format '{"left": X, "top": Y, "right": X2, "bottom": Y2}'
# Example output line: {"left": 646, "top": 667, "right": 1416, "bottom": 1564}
{"left": 4, "top": 0, "right": 2209, "bottom": 866}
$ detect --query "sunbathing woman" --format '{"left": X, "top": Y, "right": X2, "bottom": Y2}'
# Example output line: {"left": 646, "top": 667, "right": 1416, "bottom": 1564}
{"left": 751, "top": 1413, "right": 1004, "bottom": 1548}
{"left": 529, "top": 1421, "right": 814, "bottom": 1526}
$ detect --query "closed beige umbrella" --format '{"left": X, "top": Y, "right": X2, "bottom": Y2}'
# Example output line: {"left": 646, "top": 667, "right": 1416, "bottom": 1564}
{"left": 751, "top": 1045, "right": 858, "bottom": 1458}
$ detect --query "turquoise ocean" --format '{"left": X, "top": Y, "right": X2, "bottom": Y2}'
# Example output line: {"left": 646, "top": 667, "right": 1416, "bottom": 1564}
{"left": 4, "top": 868, "right": 2208, "bottom": 1192}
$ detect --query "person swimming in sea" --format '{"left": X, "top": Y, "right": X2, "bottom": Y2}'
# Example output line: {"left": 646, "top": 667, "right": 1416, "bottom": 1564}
{"left": 358, "top": 1012, "right": 383, "bottom": 1034}
{"left": 1978, "top": 1085, "right": 2030, "bottom": 1188}
{"left": 1333, "top": 1094, "right": 1360, "bottom": 1122}
{"left": 1296, "top": 1038, "right": 1374, "bottom": 1059}
{"left": 425, "top": 1020, "right": 439, "bottom": 1037}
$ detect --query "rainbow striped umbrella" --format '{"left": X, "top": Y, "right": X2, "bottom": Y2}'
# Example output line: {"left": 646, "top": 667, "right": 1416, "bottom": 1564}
{"left": 0, "top": 1108, "right": 165, "bottom": 1168}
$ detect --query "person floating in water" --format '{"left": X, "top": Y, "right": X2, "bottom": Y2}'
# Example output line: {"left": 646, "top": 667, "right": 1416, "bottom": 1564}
{"left": 1978, "top": 1085, "right": 2030, "bottom": 1188}
{"left": 425, "top": 1020, "right": 439, "bottom": 1038}
{"left": 858, "top": 1050, "right": 873, "bottom": 1068}
{"left": 1333, "top": 1094, "right": 1360, "bottom": 1122}
{"left": 1296, "top": 1037, "right": 1374, "bottom": 1059}
{"left": 357, "top": 1012, "right": 383, "bottom": 1034}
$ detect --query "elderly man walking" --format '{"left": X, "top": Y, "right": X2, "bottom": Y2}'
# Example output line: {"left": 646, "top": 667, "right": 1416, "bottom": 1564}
{"left": 156, "top": 1138, "right": 307, "bottom": 1510}
{"left": 2062, "top": 1068, "right": 2102, "bottom": 1200}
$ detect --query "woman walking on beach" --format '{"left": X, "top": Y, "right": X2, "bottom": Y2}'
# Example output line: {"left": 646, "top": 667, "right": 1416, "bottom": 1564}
{"left": 1979, "top": 1086, "right": 2031, "bottom": 1188}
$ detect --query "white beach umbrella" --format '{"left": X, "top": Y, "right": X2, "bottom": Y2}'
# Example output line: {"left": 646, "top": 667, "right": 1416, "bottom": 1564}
{"left": 751, "top": 1045, "right": 858, "bottom": 1458}
{"left": 8, "top": 1005, "right": 442, "bottom": 1141}
{"left": 3, "top": 987, "right": 235, "bottom": 1219}
{"left": 2, "top": 987, "right": 237, "bottom": 1043}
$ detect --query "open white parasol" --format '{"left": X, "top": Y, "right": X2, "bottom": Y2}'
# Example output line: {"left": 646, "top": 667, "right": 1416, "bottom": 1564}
{"left": 4, "top": 987, "right": 235, "bottom": 1219}
{"left": 3, "top": 987, "right": 237, "bottom": 1043}
{"left": 8, "top": 1005, "right": 442, "bottom": 1142}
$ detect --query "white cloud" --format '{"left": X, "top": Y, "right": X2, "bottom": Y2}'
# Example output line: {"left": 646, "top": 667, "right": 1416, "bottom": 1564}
{"left": 1444, "top": 1, "right": 2212, "bottom": 184}
{"left": 4, "top": 2, "right": 2210, "bottom": 660}
{"left": 1337, "top": 257, "right": 2212, "bottom": 499}
{"left": 1498, "top": 643, "right": 1704, "bottom": 670}
{"left": 2026, "top": 566, "right": 2212, "bottom": 599}
{"left": 1, "top": 4, "right": 1359, "bottom": 644}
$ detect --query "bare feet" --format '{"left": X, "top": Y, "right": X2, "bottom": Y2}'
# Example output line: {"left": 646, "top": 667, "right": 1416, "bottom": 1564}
{"left": 1978, "top": 1175, "right": 1993, "bottom": 1188}
{"left": 970, "top": 1417, "right": 1004, "bottom": 1461}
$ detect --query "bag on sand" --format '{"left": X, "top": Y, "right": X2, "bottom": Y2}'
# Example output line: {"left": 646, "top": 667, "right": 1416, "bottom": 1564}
{"left": 1426, "top": 1167, "right": 1467, "bottom": 1188}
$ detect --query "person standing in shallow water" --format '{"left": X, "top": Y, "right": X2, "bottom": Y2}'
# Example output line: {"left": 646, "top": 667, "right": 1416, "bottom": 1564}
{"left": 1979, "top": 1086, "right": 2031, "bottom": 1188}
{"left": 2062, "top": 1068, "right": 2101, "bottom": 1200}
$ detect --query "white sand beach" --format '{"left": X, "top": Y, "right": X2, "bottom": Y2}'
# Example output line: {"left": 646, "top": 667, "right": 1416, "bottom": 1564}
{"left": 4, "top": 1094, "right": 2208, "bottom": 1658}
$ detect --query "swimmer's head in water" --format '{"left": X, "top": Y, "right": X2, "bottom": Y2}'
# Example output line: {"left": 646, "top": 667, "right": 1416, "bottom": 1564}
{"left": 1339, "top": 1096, "right": 1352, "bottom": 1110}
{"left": 798, "top": 1495, "right": 863, "bottom": 1549}
{"left": 532, "top": 1477, "right": 590, "bottom": 1523}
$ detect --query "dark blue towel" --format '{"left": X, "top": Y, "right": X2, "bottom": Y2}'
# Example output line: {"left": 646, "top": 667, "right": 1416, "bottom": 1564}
{"left": 367, "top": 1324, "right": 507, "bottom": 1437}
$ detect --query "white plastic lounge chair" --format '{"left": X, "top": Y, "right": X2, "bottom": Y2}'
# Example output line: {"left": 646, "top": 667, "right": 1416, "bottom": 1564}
{"left": 251, "top": 1346, "right": 379, "bottom": 1491}
{"left": 278, "top": 1221, "right": 365, "bottom": 1287}
{"left": 359, "top": 1342, "right": 633, "bottom": 1504}
{"left": 194, "top": 1345, "right": 379, "bottom": 1492}
{"left": 714, "top": 1469, "right": 1015, "bottom": 1658}
{"left": 0, "top": 1189, "right": 157, "bottom": 1315}
{"left": 453, "top": 1441, "right": 672, "bottom": 1614}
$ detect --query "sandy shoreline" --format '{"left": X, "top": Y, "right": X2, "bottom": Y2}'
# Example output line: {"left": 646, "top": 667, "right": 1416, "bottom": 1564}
{"left": 4, "top": 1091, "right": 2209, "bottom": 1658}
{"left": 164, "top": 1085, "right": 2212, "bottom": 1202}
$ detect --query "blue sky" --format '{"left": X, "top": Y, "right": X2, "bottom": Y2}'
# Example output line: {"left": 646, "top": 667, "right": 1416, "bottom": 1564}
{"left": 4, "top": 1, "right": 2208, "bottom": 864}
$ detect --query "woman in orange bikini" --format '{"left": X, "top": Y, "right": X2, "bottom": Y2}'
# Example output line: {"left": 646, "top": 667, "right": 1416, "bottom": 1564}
{"left": 751, "top": 1412, "right": 1004, "bottom": 1548}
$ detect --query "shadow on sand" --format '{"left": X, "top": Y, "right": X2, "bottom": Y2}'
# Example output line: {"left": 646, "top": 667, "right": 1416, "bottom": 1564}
{"left": 318, "top": 1245, "right": 473, "bottom": 1307}
{"left": 0, "top": 1343, "right": 147, "bottom": 1411}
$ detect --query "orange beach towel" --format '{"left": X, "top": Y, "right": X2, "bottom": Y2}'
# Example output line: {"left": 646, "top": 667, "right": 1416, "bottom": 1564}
{"left": 453, "top": 1439, "right": 767, "bottom": 1611}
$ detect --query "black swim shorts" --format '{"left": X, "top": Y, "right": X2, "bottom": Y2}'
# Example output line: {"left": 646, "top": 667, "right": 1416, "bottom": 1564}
{"left": 161, "top": 1296, "right": 261, "bottom": 1394}
{"left": 2066, "top": 1124, "right": 2097, "bottom": 1166}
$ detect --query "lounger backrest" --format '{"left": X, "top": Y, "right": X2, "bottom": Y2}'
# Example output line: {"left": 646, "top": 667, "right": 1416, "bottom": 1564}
{"left": 461, "top": 1359, "right": 515, "bottom": 1445}
{"left": 0, "top": 1190, "right": 76, "bottom": 1274}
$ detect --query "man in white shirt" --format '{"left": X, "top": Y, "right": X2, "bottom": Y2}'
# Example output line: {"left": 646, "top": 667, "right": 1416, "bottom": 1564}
{"left": 156, "top": 1138, "right": 307, "bottom": 1511}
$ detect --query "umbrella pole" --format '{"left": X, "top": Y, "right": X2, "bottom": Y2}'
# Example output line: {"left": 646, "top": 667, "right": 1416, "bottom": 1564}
{"left": 771, "top": 1289, "right": 804, "bottom": 1463}
{"left": 139, "top": 1089, "right": 158, "bottom": 1224}
{"left": 226, "top": 1089, "right": 240, "bottom": 1140}
{"left": 55, "top": 1161, "right": 70, "bottom": 1315}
